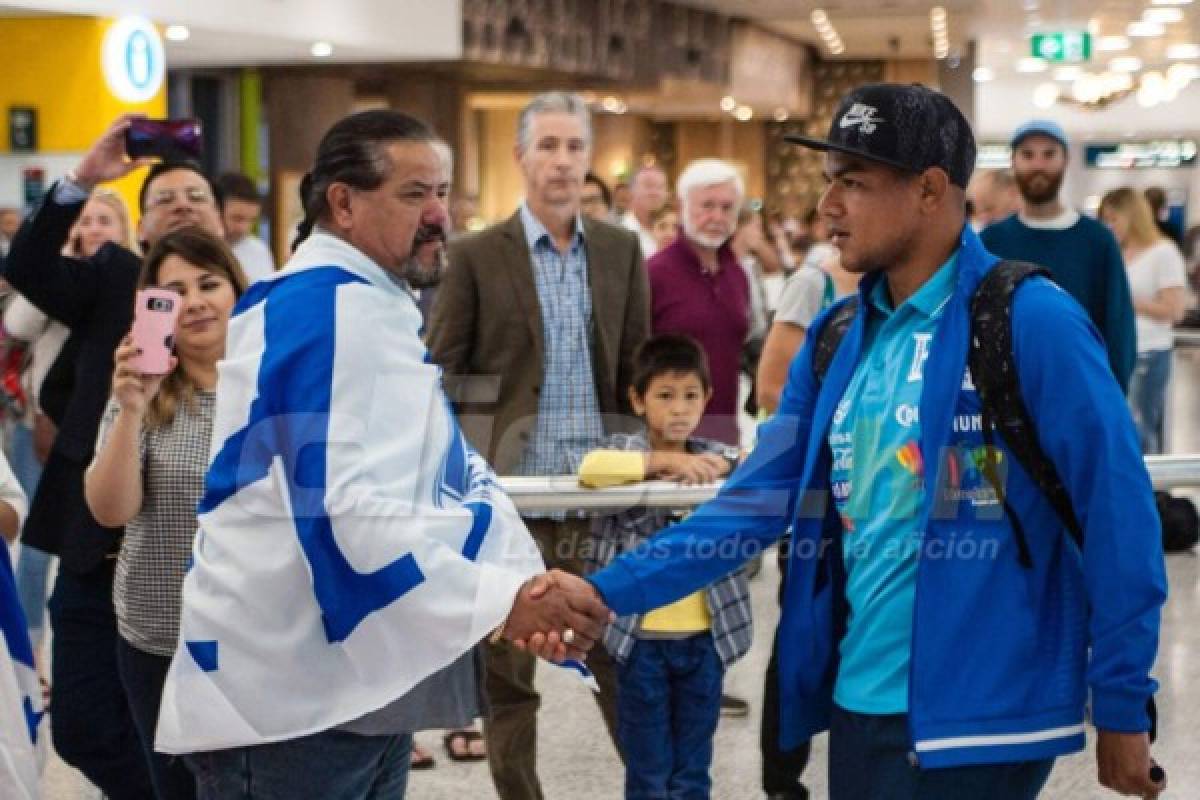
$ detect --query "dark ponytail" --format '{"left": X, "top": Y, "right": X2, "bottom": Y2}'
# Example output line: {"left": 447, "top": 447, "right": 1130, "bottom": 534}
{"left": 290, "top": 110, "right": 435, "bottom": 252}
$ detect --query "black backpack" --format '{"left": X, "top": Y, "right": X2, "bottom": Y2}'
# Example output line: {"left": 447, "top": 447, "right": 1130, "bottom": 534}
{"left": 813, "top": 260, "right": 1078, "bottom": 569}
{"left": 814, "top": 259, "right": 1161, "bottom": 740}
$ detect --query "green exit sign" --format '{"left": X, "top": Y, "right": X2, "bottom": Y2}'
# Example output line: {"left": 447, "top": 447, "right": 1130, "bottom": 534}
{"left": 1031, "top": 31, "right": 1092, "bottom": 63}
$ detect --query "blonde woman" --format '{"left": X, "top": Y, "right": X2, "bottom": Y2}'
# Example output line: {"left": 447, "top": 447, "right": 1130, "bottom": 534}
{"left": 7, "top": 188, "right": 137, "bottom": 658}
{"left": 86, "top": 227, "right": 246, "bottom": 800}
{"left": 1099, "top": 187, "right": 1188, "bottom": 453}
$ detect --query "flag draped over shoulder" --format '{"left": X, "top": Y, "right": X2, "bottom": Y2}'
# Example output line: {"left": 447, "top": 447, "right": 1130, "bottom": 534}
{"left": 156, "top": 231, "right": 543, "bottom": 754}
{"left": 0, "top": 542, "right": 42, "bottom": 800}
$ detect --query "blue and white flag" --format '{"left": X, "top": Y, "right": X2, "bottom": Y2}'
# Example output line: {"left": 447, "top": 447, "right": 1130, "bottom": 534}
{"left": 1, "top": 540, "right": 43, "bottom": 799}
{"left": 156, "top": 231, "right": 544, "bottom": 753}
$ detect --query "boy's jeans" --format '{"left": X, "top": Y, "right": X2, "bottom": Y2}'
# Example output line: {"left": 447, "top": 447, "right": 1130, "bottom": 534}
{"left": 617, "top": 633, "right": 723, "bottom": 799}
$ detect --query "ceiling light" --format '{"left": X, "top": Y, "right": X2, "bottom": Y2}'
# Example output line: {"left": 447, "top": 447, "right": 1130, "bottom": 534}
{"left": 1168, "top": 62, "right": 1200, "bottom": 88}
{"left": 774, "top": 107, "right": 789, "bottom": 122}
{"left": 1110, "top": 56, "right": 1143, "bottom": 72}
{"left": 1167, "top": 43, "right": 1200, "bottom": 59}
{"left": 720, "top": 95, "right": 736, "bottom": 112}
{"left": 601, "top": 96, "right": 621, "bottom": 113}
{"left": 164, "top": 24, "right": 189, "bottom": 42}
{"left": 972, "top": 66, "right": 995, "bottom": 82}
{"left": 1033, "top": 82, "right": 1060, "bottom": 109}
{"left": 310, "top": 41, "right": 334, "bottom": 57}
{"left": 1053, "top": 66, "right": 1083, "bottom": 81}
{"left": 734, "top": 105, "right": 754, "bottom": 122}
{"left": 830, "top": 43, "right": 845, "bottom": 55}
{"left": 1017, "top": 57, "right": 1048, "bottom": 73}
{"left": 1128, "top": 21, "right": 1166, "bottom": 37}
{"left": 1096, "top": 35, "right": 1131, "bottom": 51}
{"left": 1144, "top": 8, "right": 1185, "bottom": 24}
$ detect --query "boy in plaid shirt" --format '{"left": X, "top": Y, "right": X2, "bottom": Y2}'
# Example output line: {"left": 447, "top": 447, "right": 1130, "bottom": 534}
{"left": 579, "top": 334, "right": 753, "bottom": 799}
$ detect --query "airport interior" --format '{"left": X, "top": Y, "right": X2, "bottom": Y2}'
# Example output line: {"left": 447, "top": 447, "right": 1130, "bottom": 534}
{"left": 1, "top": 1, "right": 1198, "bottom": 798}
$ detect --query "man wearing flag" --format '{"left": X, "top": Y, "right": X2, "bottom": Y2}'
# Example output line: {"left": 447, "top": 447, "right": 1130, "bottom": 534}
{"left": 155, "top": 110, "right": 608, "bottom": 799}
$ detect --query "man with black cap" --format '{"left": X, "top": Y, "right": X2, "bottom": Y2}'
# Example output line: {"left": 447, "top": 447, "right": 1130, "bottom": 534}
{"left": 580, "top": 84, "right": 1166, "bottom": 799}
{"left": 981, "top": 119, "right": 1136, "bottom": 391}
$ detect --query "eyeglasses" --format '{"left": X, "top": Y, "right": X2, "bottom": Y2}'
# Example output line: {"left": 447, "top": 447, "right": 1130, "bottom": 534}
{"left": 145, "top": 187, "right": 214, "bottom": 210}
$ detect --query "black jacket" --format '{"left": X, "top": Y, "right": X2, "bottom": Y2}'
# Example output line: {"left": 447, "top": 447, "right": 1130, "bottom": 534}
{"left": 3, "top": 184, "right": 139, "bottom": 573}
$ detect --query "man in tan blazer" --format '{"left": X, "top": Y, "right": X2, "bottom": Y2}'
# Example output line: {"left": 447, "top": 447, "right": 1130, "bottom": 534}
{"left": 427, "top": 91, "right": 649, "bottom": 800}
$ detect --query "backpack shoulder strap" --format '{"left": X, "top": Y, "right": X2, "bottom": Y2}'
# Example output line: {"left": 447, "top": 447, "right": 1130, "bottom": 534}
{"left": 812, "top": 296, "right": 860, "bottom": 384}
{"left": 969, "top": 260, "right": 1085, "bottom": 562}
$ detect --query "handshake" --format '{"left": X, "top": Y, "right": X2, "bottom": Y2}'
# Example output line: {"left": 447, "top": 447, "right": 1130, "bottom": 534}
{"left": 500, "top": 570, "right": 614, "bottom": 662}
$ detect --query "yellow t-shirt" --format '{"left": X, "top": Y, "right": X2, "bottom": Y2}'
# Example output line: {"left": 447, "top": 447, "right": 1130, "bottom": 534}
{"left": 640, "top": 590, "right": 711, "bottom": 633}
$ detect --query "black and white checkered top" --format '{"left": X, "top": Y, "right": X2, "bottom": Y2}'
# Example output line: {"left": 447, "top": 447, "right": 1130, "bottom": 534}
{"left": 97, "top": 391, "right": 215, "bottom": 657}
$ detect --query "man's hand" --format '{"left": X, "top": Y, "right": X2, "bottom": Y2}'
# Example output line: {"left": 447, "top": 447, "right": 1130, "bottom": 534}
{"left": 73, "top": 115, "right": 156, "bottom": 190}
{"left": 501, "top": 570, "right": 611, "bottom": 662}
{"left": 1097, "top": 730, "right": 1165, "bottom": 798}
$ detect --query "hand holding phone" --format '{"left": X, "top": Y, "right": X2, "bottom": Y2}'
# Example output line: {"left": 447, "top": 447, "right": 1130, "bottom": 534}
{"left": 130, "top": 288, "right": 182, "bottom": 375}
{"left": 124, "top": 118, "right": 203, "bottom": 161}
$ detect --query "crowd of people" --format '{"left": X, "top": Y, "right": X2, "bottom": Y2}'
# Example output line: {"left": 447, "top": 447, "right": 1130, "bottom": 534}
{"left": 0, "top": 81, "right": 1177, "bottom": 800}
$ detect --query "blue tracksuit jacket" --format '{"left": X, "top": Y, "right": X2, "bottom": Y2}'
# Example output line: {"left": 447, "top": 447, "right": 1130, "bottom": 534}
{"left": 588, "top": 225, "right": 1167, "bottom": 769}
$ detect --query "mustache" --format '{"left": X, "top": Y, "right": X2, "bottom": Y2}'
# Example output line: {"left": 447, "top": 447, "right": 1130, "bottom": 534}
{"left": 413, "top": 223, "right": 446, "bottom": 247}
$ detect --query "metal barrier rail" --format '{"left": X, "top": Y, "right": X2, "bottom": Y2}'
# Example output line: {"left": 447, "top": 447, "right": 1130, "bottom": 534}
{"left": 1175, "top": 331, "right": 1200, "bottom": 348}
{"left": 500, "top": 455, "right": 1200, "bottom": 513}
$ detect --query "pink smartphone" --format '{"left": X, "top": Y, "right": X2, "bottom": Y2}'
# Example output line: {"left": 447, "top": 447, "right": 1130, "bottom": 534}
{"left": 130, "top": 288, "right": 182, "bottom": 374}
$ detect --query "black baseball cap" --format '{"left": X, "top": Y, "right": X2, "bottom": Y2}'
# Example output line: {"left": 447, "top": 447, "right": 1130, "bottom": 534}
{"left": 785, "top": 83, "right": 976, "bottom": 188}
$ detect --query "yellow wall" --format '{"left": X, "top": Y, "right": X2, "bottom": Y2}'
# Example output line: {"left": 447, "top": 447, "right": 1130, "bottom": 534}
{"left": 0, "top": 16, "right": 168, "bottom": 219}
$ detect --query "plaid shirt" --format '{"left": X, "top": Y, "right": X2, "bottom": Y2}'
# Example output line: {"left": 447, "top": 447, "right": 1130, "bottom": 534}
{"left": 583, "top": 431, "right": 753, "bottom": 667}
{"left": 514, "top": 204, "right": 605, "bottom": 482}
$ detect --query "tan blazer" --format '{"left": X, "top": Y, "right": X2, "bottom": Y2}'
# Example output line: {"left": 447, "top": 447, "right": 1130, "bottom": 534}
{"left": 427, "top": 210, "right": 650, "bottom": 474}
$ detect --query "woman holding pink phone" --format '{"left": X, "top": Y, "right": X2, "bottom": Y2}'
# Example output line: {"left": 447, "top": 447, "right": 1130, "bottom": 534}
{"left": 86, "top": 227, "right": 246, "bottom": 800}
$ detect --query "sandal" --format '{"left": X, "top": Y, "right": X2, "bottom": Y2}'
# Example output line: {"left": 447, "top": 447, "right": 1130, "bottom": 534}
{"left": 410, "top": 742, "right": 436, "bottom": 770}
{"left": 442, "top": 729, "right": 487, "bottom": 762}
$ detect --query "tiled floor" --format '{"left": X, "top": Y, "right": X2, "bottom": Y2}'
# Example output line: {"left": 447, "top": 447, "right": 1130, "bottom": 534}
{"left": 42, "top": 350, "right": 1200, "bottom": 799}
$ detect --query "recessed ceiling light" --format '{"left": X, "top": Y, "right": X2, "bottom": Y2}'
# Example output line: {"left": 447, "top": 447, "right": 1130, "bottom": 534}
{"left": 774, "top": 107, "right": 789, "bottom": 122}
{"left": 1128, "top": 21, "right": 1166, "bottom": 37}
{"left": 1110, "top": 56, "right": 1144, "bottom": 72}
{"left": 720, "top": 96, "right": 736, "bottom": 112}
{"left": 1144, "top": 8, "right": 1185, "bottom": 24}
{"left": 1167, "top": 43, "right": 1200, "bottom": 59}
{"left": 165, "top": 25, "right": 189, "bottom": 42}
{"left": 1097, "top": 35, "right": 1131, "bottom": 51}
{"left": 1017, "top": 57, "right": 1048, "bottom": 73}
{"left": 734, "top": 105, "right": 754, "bottom": 122}
{"left": 311, "top": 41, "right": 334, "bottom": 57}
{"left": 972, "top": 66, "right": 995, "bottom": 82}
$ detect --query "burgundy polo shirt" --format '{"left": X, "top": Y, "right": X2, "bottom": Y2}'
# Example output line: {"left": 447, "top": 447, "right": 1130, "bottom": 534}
{"left": 647, "top": 234, "right": 750, "bottom": 446}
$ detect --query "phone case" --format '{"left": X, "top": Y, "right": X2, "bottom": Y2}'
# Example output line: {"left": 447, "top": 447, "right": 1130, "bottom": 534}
{"left": 125, "top": 118, "right": 203, "bottom": 160}
{"left": 130, "top": 288, "right": 182, "bottom": 374}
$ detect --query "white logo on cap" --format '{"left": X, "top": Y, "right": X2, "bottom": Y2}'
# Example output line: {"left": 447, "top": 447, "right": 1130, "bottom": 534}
{"left": 839, "top": 103, "right": 884, "bottom": 135}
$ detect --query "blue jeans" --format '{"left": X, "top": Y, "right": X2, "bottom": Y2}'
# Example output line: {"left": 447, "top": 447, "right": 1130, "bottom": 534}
{"left": 617, "top": 634, "right": 724, "bottom": 799}
{"left": 1128, "top": 348, "right": 1172, "bottom": 454}
{"left": 5, "top": 419, "right": 42, "bottom": 495}
{"left": 186, "top": 729, "right": 412, "bottom": 800}
{"left": 7, "top": 420, "right": 53, "bottom": 640}
{"left": 15, "top": 544, "right": 53, "bottom": 641}
{"left": 829, "top": 705, "right": 1054, "bottom": 800}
